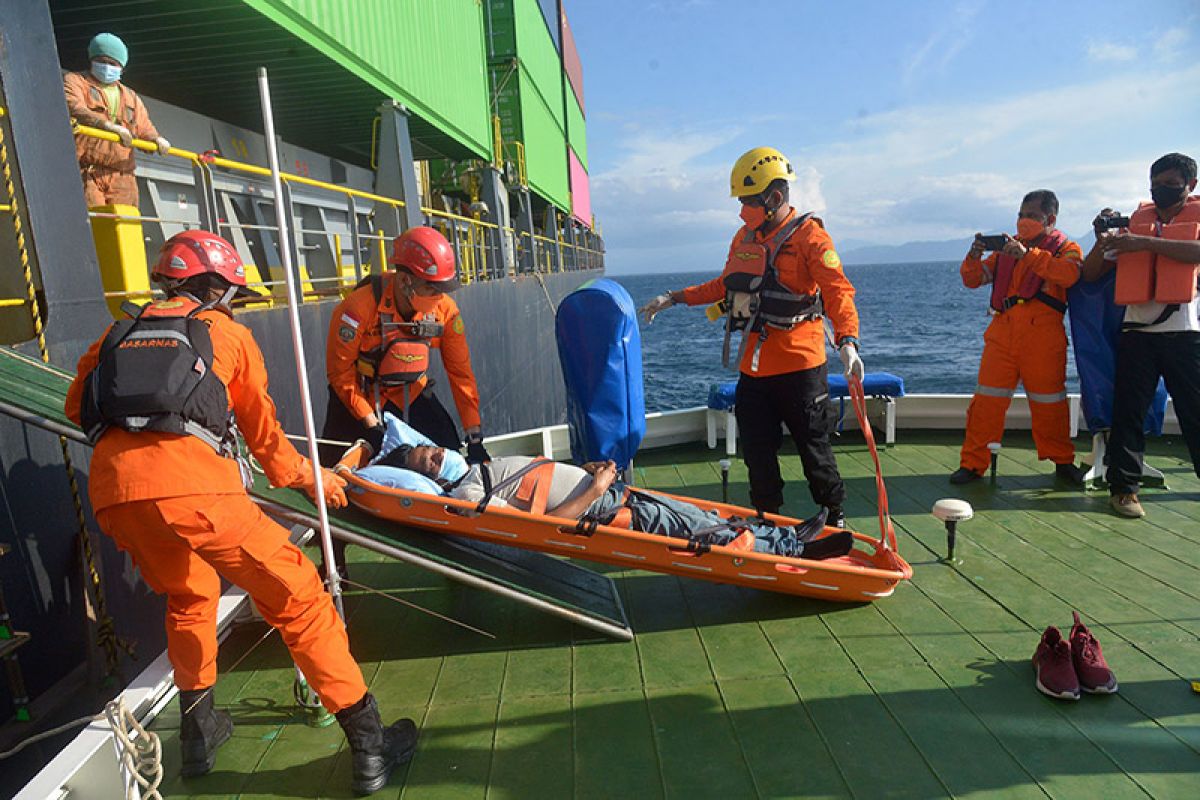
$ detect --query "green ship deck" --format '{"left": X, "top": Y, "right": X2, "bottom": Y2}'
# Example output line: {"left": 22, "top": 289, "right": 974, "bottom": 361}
{"left": 148, "top": 432, "right": 1200, "bottom": 799}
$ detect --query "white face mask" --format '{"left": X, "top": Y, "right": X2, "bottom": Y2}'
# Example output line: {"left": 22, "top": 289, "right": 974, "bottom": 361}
{"left": 91, "top": 61, "right": 123, "bottom": 84}
{"left": 438, "top": 448, "right": 469, "bottom": 483}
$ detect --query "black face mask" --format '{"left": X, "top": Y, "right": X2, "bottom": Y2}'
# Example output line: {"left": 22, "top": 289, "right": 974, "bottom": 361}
{"left": 1150, "top": 184, "right": 1187, "bottom": 210}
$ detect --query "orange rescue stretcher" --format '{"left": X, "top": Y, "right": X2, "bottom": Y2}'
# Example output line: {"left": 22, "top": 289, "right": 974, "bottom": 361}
{"left": 334, "top": 376, "right": 912, "bottom": 603}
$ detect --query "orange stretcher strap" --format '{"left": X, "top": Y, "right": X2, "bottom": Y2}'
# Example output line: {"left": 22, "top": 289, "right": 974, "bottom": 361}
{"left": 848, "top": 373, "right": 898, "bottom": 552}
{"left": 514, "top": 462, "right": 556, "bottom": 516}
{"left": 608, "top": 506, "right": 632, "bottom": 529}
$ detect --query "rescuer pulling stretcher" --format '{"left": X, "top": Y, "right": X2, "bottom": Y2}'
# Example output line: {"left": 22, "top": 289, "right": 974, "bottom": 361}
{"left": 638, "top": 146, "right": 863, "bottom": 527}
{"left": 65, "top": 231, "right": 416, "bottom": 796}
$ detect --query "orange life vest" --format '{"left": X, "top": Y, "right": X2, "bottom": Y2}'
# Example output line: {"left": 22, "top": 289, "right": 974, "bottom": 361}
{"left": 720, "top": 213, "right": 824, "bottom": 367}
{"left": 353, "top": 275, "right": 442, "bottom": 415}
{"left": 1115, "top": 197, "right": 1200, "bottom": 305}
{"left": 989, "top": 229, "right": 1069, "bottom": 313}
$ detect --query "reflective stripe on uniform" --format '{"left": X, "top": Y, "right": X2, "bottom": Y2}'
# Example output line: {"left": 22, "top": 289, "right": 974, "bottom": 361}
{"left": 124, "top": 329, "right": 191, "bottom": 345}
{"left": 1027, "top": 389, "right": 1068, "bottom": 404}
{"left": 974, "top": 384, "right": 1015, "bottom": 398}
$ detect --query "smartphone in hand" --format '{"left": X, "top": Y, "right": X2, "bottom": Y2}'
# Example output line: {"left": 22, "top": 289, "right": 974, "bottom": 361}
{"left": 976, "top": 234, "right": 1008, "bottom": 251}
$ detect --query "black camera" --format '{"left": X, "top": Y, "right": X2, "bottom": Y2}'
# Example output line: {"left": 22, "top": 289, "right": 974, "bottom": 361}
{"left": 1096, "top": 214, "right": 1130, "bottom": 231}
{"left": 976, "top": 234, "right": 1008, "bottom": 251}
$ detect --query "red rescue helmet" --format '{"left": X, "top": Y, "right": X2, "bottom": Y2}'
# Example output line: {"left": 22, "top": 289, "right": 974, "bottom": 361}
{"left": 152, "top": 230, "right": 262, "bottom": 297}
{"left": 388, "top": 226, "right": 459, "bottom": 291}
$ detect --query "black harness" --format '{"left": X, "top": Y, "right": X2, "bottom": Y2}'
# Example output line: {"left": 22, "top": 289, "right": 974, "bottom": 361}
{"left": 81, "top": 300, "right": 236, "bottom": 456}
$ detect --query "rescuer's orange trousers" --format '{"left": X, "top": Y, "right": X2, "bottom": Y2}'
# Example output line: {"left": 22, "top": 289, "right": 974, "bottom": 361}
{"left": 82, "top": 166, "right": 138, "bottom": 207}
{"left": 97, "top": 493, "right": 367, "bottom": 713}
{"left": 960, "top": 307, "right": 1074, "bottom": 474}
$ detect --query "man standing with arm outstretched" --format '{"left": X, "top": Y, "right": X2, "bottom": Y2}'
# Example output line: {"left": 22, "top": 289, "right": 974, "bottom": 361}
{"left": 639, "top": 147, "right": 862, "bottom": 527}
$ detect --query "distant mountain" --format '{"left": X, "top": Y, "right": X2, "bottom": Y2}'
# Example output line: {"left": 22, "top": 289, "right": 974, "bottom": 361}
{"left": 842, "top": 231, "right": 1098, "bottom": 266}
{"left": 841, "top": 238, "right": 969, "bottom": 265}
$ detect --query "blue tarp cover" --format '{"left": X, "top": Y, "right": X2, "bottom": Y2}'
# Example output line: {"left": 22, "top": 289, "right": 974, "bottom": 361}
{"left": 708, "top": 372, "right": 905, "bottom": 412}
{"left": 556, "top": 278, "right": 646, "bottom": 468}
{"left": 1067, "top": 270, "right": 1167, "bottom": 435}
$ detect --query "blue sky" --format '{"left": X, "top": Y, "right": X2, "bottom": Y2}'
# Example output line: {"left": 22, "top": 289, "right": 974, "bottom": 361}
{"left": 566, "top": 0, "right": 1200, "bottom": 274}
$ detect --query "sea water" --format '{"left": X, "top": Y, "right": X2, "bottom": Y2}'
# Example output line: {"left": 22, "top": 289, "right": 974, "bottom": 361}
{"left": 615, "top": 262, "right": 1081, "bottom": 412}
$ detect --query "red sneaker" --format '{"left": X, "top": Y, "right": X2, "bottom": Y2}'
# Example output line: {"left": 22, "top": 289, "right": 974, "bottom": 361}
{"left": 1069, "top": 611, "right": 1118, "bottom": 694}
{"left": 1032, "top": 626, "right": 1080, "bottom": 700}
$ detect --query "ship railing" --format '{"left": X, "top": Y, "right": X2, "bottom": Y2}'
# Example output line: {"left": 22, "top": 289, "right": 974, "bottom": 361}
{"left": 68, "top": 123, "right": 603, "bottom": 307}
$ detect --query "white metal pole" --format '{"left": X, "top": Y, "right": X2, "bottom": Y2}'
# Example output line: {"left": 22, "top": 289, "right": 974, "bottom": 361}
{"left": 256, "top": 67, "right": 344, "bottom": 617}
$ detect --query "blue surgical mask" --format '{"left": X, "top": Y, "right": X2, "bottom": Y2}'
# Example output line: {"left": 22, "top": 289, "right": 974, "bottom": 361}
{"left": 438, "top": 449, "right": 468, "bottom": 484}
{"left": 91, "top": 62, "right": 122, "bottom": 85}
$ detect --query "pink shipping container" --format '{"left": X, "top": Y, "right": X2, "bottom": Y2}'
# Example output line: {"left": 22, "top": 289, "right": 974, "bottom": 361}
{"left": 561, "top": 6, "right": 584, "bottom": 113}
{"left": 569, "top": 148, "right": 592, "bottom": 227}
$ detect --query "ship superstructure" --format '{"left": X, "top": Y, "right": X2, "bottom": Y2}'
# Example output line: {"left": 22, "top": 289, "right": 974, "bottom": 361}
{"left": 0, "top": 2, "right": 603, "bottom": 790}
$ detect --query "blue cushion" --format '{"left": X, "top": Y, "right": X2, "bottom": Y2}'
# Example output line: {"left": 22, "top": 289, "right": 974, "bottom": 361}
{"left": 373, "top": 412, "right": 436, "bottom": 465}
{"left": 353, "top": 464, "right": 445, "bottom": 496}
{"left": 707, "top": 381, "right": 738, "bottom": 411}
{"left": 827, "top": 372, "right": 905, "bottom": 399}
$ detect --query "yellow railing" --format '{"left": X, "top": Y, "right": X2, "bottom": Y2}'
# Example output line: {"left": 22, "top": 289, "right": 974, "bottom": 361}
{"left": 56, "top": 123, "right": 603, "bottom": 306}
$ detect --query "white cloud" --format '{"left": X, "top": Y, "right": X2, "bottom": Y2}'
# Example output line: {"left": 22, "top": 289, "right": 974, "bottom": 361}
{"left": 901, "top": 1, "right": 984, "bottom": 88}
{"left": 593, "top": 127, "right": 832, "bottom": 272}
{"left": 1086, "top": 40, "right": 1137, "bottom": 63}
{"left": 806, "top": 63, "right": 1200, "bottom": 244}
{"left": 594, "top": 62, "right": 1200, "bottom": 273}
{"left": 1155, "top": 26, "right": 1190, "bottom": 61}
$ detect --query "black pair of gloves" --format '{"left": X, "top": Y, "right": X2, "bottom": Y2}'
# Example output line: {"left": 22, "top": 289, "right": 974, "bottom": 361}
{"left": 364, "top": 424, "right": 491, "bottom": 465}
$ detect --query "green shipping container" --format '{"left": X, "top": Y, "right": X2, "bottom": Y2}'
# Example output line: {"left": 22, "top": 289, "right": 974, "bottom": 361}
{"left": 492, "top": 60, "right": 570, "bottom": 211}
{"left": 486, "top": 0, "right": 564, "bottom": 128}
{"left": 565, "top": 79, "right": 587, "bottom": 171}
{"left": 245, "top": 0, "right": 493, "bottom": 161}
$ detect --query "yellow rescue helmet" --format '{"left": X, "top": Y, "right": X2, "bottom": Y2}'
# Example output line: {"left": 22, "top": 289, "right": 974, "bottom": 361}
{"left": 730, "top": 146, "right": 796, "bottom": 198}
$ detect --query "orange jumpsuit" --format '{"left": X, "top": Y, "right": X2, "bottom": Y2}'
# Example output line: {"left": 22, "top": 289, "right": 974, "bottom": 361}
{"left": 66, "top": 299, "right": 367, "bottom": 712}
{"left": 326, "top": 272, "right": 481, "bottom": 429}
{"left": 63, "top": 71, "right": 160, "bottom": 207}
{"left": 679, "top": 209, "right": 860, "bottom": 371}
{"left": 959, "top": 237, "right": 1083, "bottom": 473}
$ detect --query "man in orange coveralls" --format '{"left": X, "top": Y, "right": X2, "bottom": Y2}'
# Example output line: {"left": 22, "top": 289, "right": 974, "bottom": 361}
{"left": 321, "top": 225, "right": 488, "bottom": 573}
{"left": 66, "top": 231, "right": 414, "bottom": 795}
{"left": 62, "top": 33, "right": 170, "bottom": 207}
{"left": 638, "top": 147, "right": 863, "bottom": 526}
{"left": 951, "top": 189, "right": 1085, "bottom": 485}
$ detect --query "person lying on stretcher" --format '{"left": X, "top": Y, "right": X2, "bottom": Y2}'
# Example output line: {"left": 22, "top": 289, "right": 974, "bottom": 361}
{"left": 381, "top": 445, "right": 854, "bottom": 560}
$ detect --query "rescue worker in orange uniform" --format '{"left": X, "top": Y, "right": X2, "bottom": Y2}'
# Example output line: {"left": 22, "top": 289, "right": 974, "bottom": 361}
{"left": 63, "top": 33, "right": 169, "bottom": 208}
{"left": 322, "top": 225, "right": 487, "bottom": 571}
{"left": 65, "top": 231, "right": 415, "bottom": 795}
{"left": 951, "top": 190, "right": 1085, "bottom": 485}
{"left": 638, "top": 147, "right": 863, "bottom": 526}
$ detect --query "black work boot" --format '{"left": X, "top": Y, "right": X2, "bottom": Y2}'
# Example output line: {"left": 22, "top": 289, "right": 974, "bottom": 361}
{"left": 1054, "top": 462, "right": 1086, "bottom": 486}
{"left": 336, "top": 693, "right": 418, "bottom": 796}
{"left": 823, "top": 506, "right": 847, "bottom": 530}
{"left": 179, "top": 688, "right": 233, "bottom": 777}
{"left": 949, "top": 467, "right": 982, "bottom": 485}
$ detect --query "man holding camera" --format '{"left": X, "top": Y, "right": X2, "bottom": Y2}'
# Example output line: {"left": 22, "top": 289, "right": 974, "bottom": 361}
{"left": 951, "top": 190, "right": 1084, "bottom": 485}
{"left": 1080, "top": 153, "right": 1200, "bottom": 519}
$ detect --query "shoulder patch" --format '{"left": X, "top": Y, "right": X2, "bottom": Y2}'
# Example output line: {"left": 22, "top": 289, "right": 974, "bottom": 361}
{"left": 822, "top": 250, "right": 842, "bottom": 269}
{"left": 452, "top": 317, "right": 465, "bottom": 335}
{"left": 338, "top": 324, "right": 356, "bottom": 342}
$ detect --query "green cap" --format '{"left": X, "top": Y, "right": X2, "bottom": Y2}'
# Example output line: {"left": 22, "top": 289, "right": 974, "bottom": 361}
{"left": 88, "top": 33, "right": 128, "bottom": 67}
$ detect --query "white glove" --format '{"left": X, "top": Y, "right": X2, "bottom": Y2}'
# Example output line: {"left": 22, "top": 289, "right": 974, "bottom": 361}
{"left": 155, "top": 136, "right": 171, "bottom": 156}
{"left": 839, "top": 343, "right": 864, "bottom": 380}
{"left": 639, "top": 293, "right": 675, "bottom": 325}
{"left": 102, "top": 120, "right": 133, "bottom": 147}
